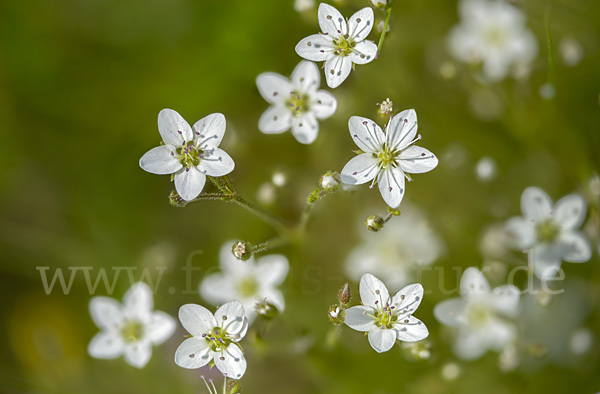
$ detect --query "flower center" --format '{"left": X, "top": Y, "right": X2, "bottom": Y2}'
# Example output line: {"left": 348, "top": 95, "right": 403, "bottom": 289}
{"left": 203, "top": 327, "right": 233, "bottom": 352}
{"left": 536, "top": 219, "right": 560, "bottom": 243}
{"left": 484, "top": 27, "right": 507, "bottom": 47}
{"left": 177, "top": 141, "right": 203, "bottom": 168}
{"left": 467, "top": 303, "right": 492, "bottom": 328}
{"left": 374, "top": 303, "right": 398, "bottom": 329}
{"left": 286, "top": 92, "right": 310, "bottom": 116}
{"left": 374, "top": 144, "right": 398, "bottom": 169}
{"left": 120, "top": 320, "right": 144, "bottom": 343}
{"left": 332, "top": 35, "right": 356, "bottom": 57}
{"left": 237, "top": 276, "right": 259, "bottom": 298}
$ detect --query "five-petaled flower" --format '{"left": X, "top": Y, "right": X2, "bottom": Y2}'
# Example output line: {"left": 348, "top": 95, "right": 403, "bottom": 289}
{"left": 295, "top": 3, "right": 378, "bottom": 88}
{"left": 340, "top": 109, "right": 438, "bottom": 208}
{"left": 139, "top": 109, "right": 235, "bottom": 201}
{"left": 88, "top": 282, "right": 176, "bottom": 368}
{"left": 344, "top": 273, "right": 429, "bottom": 353}
{"left": 433, "top": 267, "right": 520, "bottom": 360}
{"left": 505, "top": 187, "right": 591, "bottom": 280}
{"left": 256, "top": 60, "right": 337, "bottom": 144}
{"left": 174, "top": 301, "right": 249, "bottom": 379}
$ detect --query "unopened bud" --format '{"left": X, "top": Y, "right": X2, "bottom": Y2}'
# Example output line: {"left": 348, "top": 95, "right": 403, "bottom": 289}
{"left": 226, "top": 378, "right": 242, "bottom": 393}
{"left": 370, "top": 0, "right": 388, "bottom": 9}
{"left": 168, "top": 190, "right": 187, "bottom": 207}
{"left": 337, "top": 283, "right": 352, "bottom": 306}
{"left": 320, "top": 171, "right": 340, "bottom": 190}
{"left": 232, "top": 241, "right": 252, "bottom": 261}
{"left": 365, "top": 215, "right": 385, "bottom": 232}
{"left": 328, "top": 304, "right": 346, "bottom": 325}
{"left": 254, "top": 299, "right": 279, "bottom": 320}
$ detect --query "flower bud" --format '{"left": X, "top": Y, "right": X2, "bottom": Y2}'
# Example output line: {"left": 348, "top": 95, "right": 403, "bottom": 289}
{"left": 226, "top": 378, "right": 242, "bottom": 393}
{"left": 254, "top": 299, "right": 279, "bottom": 320}
{"left": 232, "top": 241, "right": 252, "bottom": 261}
{"left": 370, "top": 0, "right": 388, "bottom": 9}
{"left": 365, "top": 215, "right": 385, "bottom": 232}
{"left": 337, "top": 283, "right": 352, "bottom": 306}
{"left": 320, "top": 171, "right": 340, "bottom": 190}
{"left": 168, "top": 190, "right": 187, "bottom": 207}
{"left": 328, "top": 304, "right": 346, "bottom": 325}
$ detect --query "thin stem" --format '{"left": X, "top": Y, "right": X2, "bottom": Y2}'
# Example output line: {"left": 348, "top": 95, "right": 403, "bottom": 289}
{"left": 230, "top": 194, "right": 289, "bottom": 234}
{"left": 376, "top": 0, "right": 394, "bottom": 59}
{"left": 299, "top": 186, "right": 335, "bottom": 232}
{"left": 251, "top": 237, "right": 289, "bottom": 254}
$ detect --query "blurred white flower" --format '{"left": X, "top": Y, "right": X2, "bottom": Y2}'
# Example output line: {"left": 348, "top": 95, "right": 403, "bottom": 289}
{"left": 200, "top": 243, "right": 289, "bottom": 323}
{"left": 434, "top": 267, "right": 520, "bottom": 360}
{"left": 295, "top": 4, "right": 377, "bottom": 88}
{"left": 271, "top": 171, "right": 288, "bottom": 187}
{"left": 505, "top": 187, "right": 591, "bottom": 280}
{"left": 447, "top": 0, "right": 538, "bottom": 82}
{"left": 345, "top": 205, "right": 443, "bottom": 289}
{"left": 441, "top": 362, "right": 461, "bottom": 381}
{"left": 559, "top": 37, "right": 584, "bottom": 67}
{"left": 174, "top": 301, "right": 248, "bottom": 379}
{"left": 257, "top": 61, "right": 337, "bottom": 144}
{"left": 88, "top": 282, "right": 175, "bottom": 368}
{"left": 345, "top": 273, "right": 429, "bottom": 353}
{"left": 340, "top": 110, "right": 438, "bottom": 208}
{"left": 139, "top": 109, "right": 235, "bottom": 201}
{"left": 475, "top": 156, "right": 497, "bottom": 182}
{"left": 294, "top": 0, "right": 314, "bottom": 13}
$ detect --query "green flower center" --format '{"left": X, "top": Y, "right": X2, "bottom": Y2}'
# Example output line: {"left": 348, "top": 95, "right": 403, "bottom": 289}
{"left": 333, "top": 36, "right": 356, "bottom": 57}
{"left": 204, "top": 327, "right": 233, "bottom": 352}
{"left": 467, "top": 303, "right": 492, "bottom": 328}
{"left": 374, "top": 144, "right": 398, "bottom": 169}
{"left": 237, "top": 277, "right": 259, "bottom": 298}
{"left": 484, "top": 27, "right": 506, "bottom": 47}
{"left": 374, "top": 306, "right": 398, "bottom": 329}
{"left": 177, "top": 141, "right": 203, "bottom": 168}
{"left": 536, "top": 219, "right": 560, "bottom": 243}
{"left": 120, "top": 320, "right": 144, "bottom": 343}
{"left": 286, "top": 92, "right": 310, "bottom": 116}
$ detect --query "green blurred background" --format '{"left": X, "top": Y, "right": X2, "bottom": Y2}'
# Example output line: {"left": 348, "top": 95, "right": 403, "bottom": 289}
{"left": 1, "top": 0, "right": 599, "bottom": 392}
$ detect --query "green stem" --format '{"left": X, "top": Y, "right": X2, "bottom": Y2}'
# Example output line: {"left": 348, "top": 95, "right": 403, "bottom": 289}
{"left": 230, "top": 194, "right": 289, "bottom": 234}
{"left": 376, "top": 0, "right": 394, "bottom": 59}
{"left": 251, "top": 237, "right": 289, "bottom": 254}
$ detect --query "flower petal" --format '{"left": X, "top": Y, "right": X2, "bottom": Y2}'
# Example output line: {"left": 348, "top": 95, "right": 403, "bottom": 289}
{"left": 386, "top": 109, "right": 418, "bottom": 150}
{"left": 324, "top": 56, "right": 352, "bottom": 88}
{"left": 295, "top": 34, "right": 335, "bottom": 62}
{"left": 256, "top": 72, "right": 291, "bottom": 105}
{"left": 368, "top": 327, "right": 396, "bottom": 353}
{"left": 460, "top": 267, "right": 490, "bottom": 299}
{"left": 318, "top": 3, "right": 347, "bottom": 36}
{"left": 139, "top": 146, "right": 183, "bottom": 175}
{"left": 214, "top": 344, "right": 246, "bottom": 379}
{"left": 359, "top": 273, "right": 390, "bottom": 308}
{"left": 258, "top": 105, "right": 292, "bottom": 134}
{"left": 454, "top": 328, "right": 488, "bottom": 360}
{"left": 174, "top": 167, "right": 206, "bottom": 201}
{"left": 192, "top": 113, "right": 226, "bottom": 150}
{"left": 255, "top": 255, "right": 289, "bottom": 287}
{"left": 291, "top": 60, "right": 320, "bottom": 93}
{"left": 560, "top": 231, "right": 591, "bottom": 263}
{"left": 200, "top": 273, "right": 236, "bottom": 307}
{"left": 553, "top": 194, "right": 587, "bottom": 230}
{"left": 490, "top": 285, "right": 520, "bottom": 318}
{"left": 395, "top": 316, "right": 429, "bottom": 342}
{"left": 532, "top": 244, "right": 563, "bottom": 280}
{"left": 521, "top": 187, "right": 552, "bottom": 222}
{"left": 88, "top": 331, "right": 125, "bottom": 359}
{"left": 378, "top": 166, "right": 406, "bottom": 208}
{"left": 174, "top": 337, "right": 213, "bottom": 369}
{"left": 219, "top": 241, "right": 254, "bottom": 277}
{"left": 345, "top": 306, "right": 376, "bottom": 332}
{"left": 158, "top": 108, "right": 192, "bottom": 146}
{"left": 124, "top": 341, "right": 152, "bottom": 368}
{"left": 347, "top": 7, "right": 374, "bottom": 41}
{"left": 291, "top": 112, "right": 319, "bottom": 144}
{"left": 486, "top": 318, "right": 516, "bottom": 351}
{"left": 178, "top": 304, "right": 216, "bottom": 336}
{"left": 89, "top": 297, "right": 124, "bottom": 329}
{"left": 349, "top": 40, "right": 377, "bottom": 64}
{"left": 123, "top": 282, "right": 153, "bottom": 320}
{"left": 148, "top": 311, "right": 176, "bottom": 345}
{"left": 214, "top": 300, "right": 247, "bottom": 338}
{"left": 505, "top": 216, "right": 536, "bottom": 250}
{"left": 261, "top": 288, "right": 286, "bottom": 312}
{"left": 433, "top": 298, "right": 465, "bottom": 327}
{"left": 340, "top": 153, "right": 379, "bottom": 185}
{"left": 197, "top": 148, "right": 235, "bottom": 177}
{"left": 391, "top": 283, "right": 424, "bottom": 316}
{"left": 310, "top": 90, "right": 337, "bottom": 119}
{"left": 398, "top": 146, "right": 438, "bottom": 174}
{"left": 348, "top": 116, "right": 385, "bottom": 152}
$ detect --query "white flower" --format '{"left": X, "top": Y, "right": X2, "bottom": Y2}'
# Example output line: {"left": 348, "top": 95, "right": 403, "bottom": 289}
{"left": 433, "top": 267, "right": 520, "bottom": 360}
{"left": 294, "top": 0, "right": 315, "bottom": 13}
{"left": 505, "top": 187, "right": 591, "bottom": 280}
{"left": 345, "top": 204, "right": 443, "bottom": 289}
{"left": 256, "top": 61, "right": 337, "bottom": 144}
{"left": 345, "top": 273, "right": 429, "bottom": 353}
{"left": 174, "top": 301, "right": 248, "bottom": 379}
{"left": 340, "top": 110, "right": 438, "bottom": 208}
{"left": 200, "top": 243, "right": 289, "bottom": 323}
{"left": 88, "top": 282, "right": 175, "bottom": 368}
{"left": 447, "top": 0, "right": 538, "bottom": 82}
{"left": 139, "top": 109, "right": 235, "bottom": 201}
{"left": 295, "top": 3, "right": 378, "bottom": 88}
